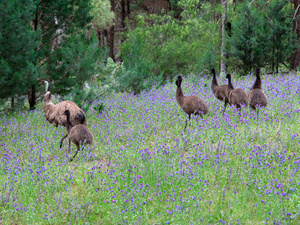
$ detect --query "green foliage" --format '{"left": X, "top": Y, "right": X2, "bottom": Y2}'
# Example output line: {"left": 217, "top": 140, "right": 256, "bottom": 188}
{"left": 119, "top": 29, "right": 160, "bottom": 94}
{"left": 120, "top": 1, "right": 220, "bottom": 94}
{"left": 70, "top": 83, "right": 98, "bottom": 113}
{"left": 227, "top": 0, "right": 296, "bottom": 74}
{"left": 91, "top": 0, "right": 115, "bottom": 30}
{"left": 0, "top": 0, "right": 39, "bottom": 100}
{"left": 46, "top": 32, "right": 101, "bottom": 95}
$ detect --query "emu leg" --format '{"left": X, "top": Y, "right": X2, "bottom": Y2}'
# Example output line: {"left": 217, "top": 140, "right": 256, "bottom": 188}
{"left": 184, "top": 114, "right": 191, "bottom": 130}
{"left": 236, "top": 104, "right": 242, "bottom": 116}
{"left": 223, "top": 102, "right": 228, "bottom": 115}
{"left": 69, "top": 145, "right": 80, "bottom": 162}
{"left": 68, "top": 139, "right": 71, "bottom": 153}
{"left": 59, "top": 133, "right": 68, "bottom": 148}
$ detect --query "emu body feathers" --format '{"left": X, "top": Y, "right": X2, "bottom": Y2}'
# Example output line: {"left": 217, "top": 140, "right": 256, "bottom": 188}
{"left": 248, "top": 68, "right": 267, "bottom": 110}
{"left": 211, "top": 69, "right": 229, "bottom": 102}
{"left": 43, "top": 81, "right": 87, "bottom": 127}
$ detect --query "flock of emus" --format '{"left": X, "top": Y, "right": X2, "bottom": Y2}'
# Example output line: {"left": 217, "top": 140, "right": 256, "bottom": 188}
{"left": 176, "top": 68, "right": 267, "bottom": 129}
{"left": 42, "top": 68, "right": 266, "bottom": 161}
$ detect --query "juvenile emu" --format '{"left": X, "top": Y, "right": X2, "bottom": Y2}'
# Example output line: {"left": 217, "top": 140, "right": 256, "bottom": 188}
{"left": 43, "top": 81, "right": 86, "bottom": 127}
{"left": 60, "top": 110, "right": 93, "bottom": 162}
{"left": 224, "top": 74, "right": 248, "bottom": 114}
{"left": 175, "top": 75, "right": 209, "bottom": 129}
{"left": 248, "top": 68, "right": 267, "bottom": 110}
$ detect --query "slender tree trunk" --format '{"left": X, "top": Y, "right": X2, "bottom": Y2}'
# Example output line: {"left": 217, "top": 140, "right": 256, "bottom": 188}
{"left": 11, "top": 97, "right": 14, "bottom": 109}
{"left": 220, "top": 0, "right": 227, "bottom": 76}
{"left": 291, "top": 0, "right": 300, "bottom": 70}
{"left": 121, "top": 0, "right": 126, "bottom": 29}
{"left": 28, "top": 11, "right": 39, "bottom": 111}
{"left": 28, "top": 85, "right": 36, "bottom": 111}
{"left": 127, "top": 0, "right": 130, "bottom": 17}
{"left": 109, "top": 0, "right": 115, "bottom": 61}
{"left": 121, "top": 0, "right": 126, "bottom": 45}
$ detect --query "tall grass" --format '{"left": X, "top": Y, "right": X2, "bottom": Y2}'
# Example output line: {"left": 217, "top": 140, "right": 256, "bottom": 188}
{"left": 1, "top": 72, "right": 300, "bottom": 224}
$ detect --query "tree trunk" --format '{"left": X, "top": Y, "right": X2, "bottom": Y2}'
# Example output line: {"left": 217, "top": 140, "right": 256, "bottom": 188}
{"left": 121, "top": 0, "right": 126, "bottom": 44}
{"left": 127, "top": 0, "right": 130, "bottom": 17}
{"left": 109, "top": 0, "right": 115, "bottom": 61}
{"left": 291, "top": 0, "right": 300, "bottom": 70}
{"left": 220, "top": 0, "right": 227, "bottom": 76}
{"left": 11, "top": 97, "right": 14, "bottom": 109}
{"left": 28, "top": 11, "right": 39, "bottom": 111}
{"left": 121, "top": 0, "right": 126, "bottom": 29}
{"left": 28, "top": 85, "right": 36, "bottom": 111}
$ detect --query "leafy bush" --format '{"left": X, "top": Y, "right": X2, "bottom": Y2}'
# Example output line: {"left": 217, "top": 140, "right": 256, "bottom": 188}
{"left": 119, "top": 2, "right": 220, "bottom": 93}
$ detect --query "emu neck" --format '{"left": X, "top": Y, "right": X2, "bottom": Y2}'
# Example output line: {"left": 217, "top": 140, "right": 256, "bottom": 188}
{"left": 250, "top": 75, "right": 262, "bottom": 90}
{"left": 176, "top": 86, "right": 185, "bottom": 105}
{"left": 65, "top": 113, "right": 73, "bottom": 132}
{"left": 227, "top": 78, "right": 234, "bottom": 92}
{"left": 212, "top": 77, "right": 218, "bottom": 87}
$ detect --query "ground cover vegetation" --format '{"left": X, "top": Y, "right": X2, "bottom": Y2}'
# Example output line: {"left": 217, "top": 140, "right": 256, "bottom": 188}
{"left": 1, "top": 71, "right": 300, "bottom": 224}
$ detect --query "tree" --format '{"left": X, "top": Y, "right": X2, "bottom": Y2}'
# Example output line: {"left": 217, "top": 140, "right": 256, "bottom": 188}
{"left": 90, "top": 0, "right": 115, "bottom": 49}
{"left": 227, "top": 0, "right": 296, "bottom": 74}
{"left": 0, "top": 0, "right": 40, "bottom": 109}
{"left": 31, "top": 0, "right": 93, "bottom": 109}
{"left": 220, "top": 0, "right": 227, "bottom": 75}
{"left": 291, "top": 0, "right": 300, "bottom": 70}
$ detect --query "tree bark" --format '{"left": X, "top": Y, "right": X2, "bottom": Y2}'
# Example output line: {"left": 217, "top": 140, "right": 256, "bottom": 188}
{"left": 121, "top": 0, "right": 126, "bottom": 29}
{"left": 291, "top": 0, "right": 300, "bottom": 70}
{"left": 11, "top": 97, "right": 14, "bottom": 109}
{"left": 28, "top": 11, "right": 39, "bottom": 111}
{"left": 109, "top": 0, "right": 115, "bottom": 61}
{"left": 28, "top": 85, "right": 36, "bottom": 111}
{"left": 127, "top": 0, "right": 130, "bottom": 17}
{"left": 220, "top": 0, "right": 227, "bottom": 75}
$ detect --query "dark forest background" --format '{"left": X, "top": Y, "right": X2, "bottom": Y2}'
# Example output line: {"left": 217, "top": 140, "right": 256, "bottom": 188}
{"left": 1, "top": 0, "right": 300, "bottom": 111}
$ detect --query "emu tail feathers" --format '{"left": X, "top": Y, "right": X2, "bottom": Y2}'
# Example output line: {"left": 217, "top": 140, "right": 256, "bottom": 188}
{"left": 76, "top": 110, "right": 86, "bottom": 124}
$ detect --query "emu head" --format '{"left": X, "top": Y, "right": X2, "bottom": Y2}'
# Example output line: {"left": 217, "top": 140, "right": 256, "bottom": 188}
{"left": 175, "top": 76, "right": 182, "bottom": 87}
{"left": 61, "top": 110, "right": 70, "bottom": 116}
{"left": 225, "top": 74, "right": 231, "bottom": 80}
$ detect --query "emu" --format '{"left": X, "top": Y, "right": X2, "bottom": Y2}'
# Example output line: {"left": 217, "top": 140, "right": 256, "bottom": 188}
{"left": 224, "top": 74, "right": 248, "bottom": 114}
{"left": 43, "top": 81, "right": 86, "bottom": 127}
{"left": 60, "top": 110, "right": 93, "bottom": 162}
{"left": 175, "top": 75, "right": 209, "bottom": 129}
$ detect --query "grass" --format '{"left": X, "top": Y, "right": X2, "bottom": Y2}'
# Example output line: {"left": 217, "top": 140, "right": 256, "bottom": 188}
{"left": 1, "top": 71, "right": 300, "bottom": 224}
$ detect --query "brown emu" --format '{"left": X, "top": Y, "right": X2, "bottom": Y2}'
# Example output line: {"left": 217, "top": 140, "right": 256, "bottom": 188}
{"left": 224, "top": 74, "right": 248, "bottom": 114}
{"left": 211, "top": 68, "right": 229, "bottom": 102}
{"left": 211, "top": 69, "right": 230, "bottom": 113}
{"left": 60, "top": 110, "right": 94, "bottom": 161}
{"left": 175, "top": 75, "right": 209, "bottom": 129}
{"left": 248, "top": 68, "right": 267, "bottom": 110}
{"left": 43, "top": 81, "right": 87, "bottom": 127}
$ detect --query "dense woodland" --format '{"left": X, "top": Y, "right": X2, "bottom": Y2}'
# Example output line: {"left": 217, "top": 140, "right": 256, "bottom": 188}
{"left": 1, "top": 0, "right": 300, "bottom": 111}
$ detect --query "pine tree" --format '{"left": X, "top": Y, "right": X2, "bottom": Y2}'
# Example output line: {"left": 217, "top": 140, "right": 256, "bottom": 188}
{"left": 29, "top": 0, "right": 94, "bottom": 109}
{"left": 0, "top": 0, "right": 39, "bottom": 104}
